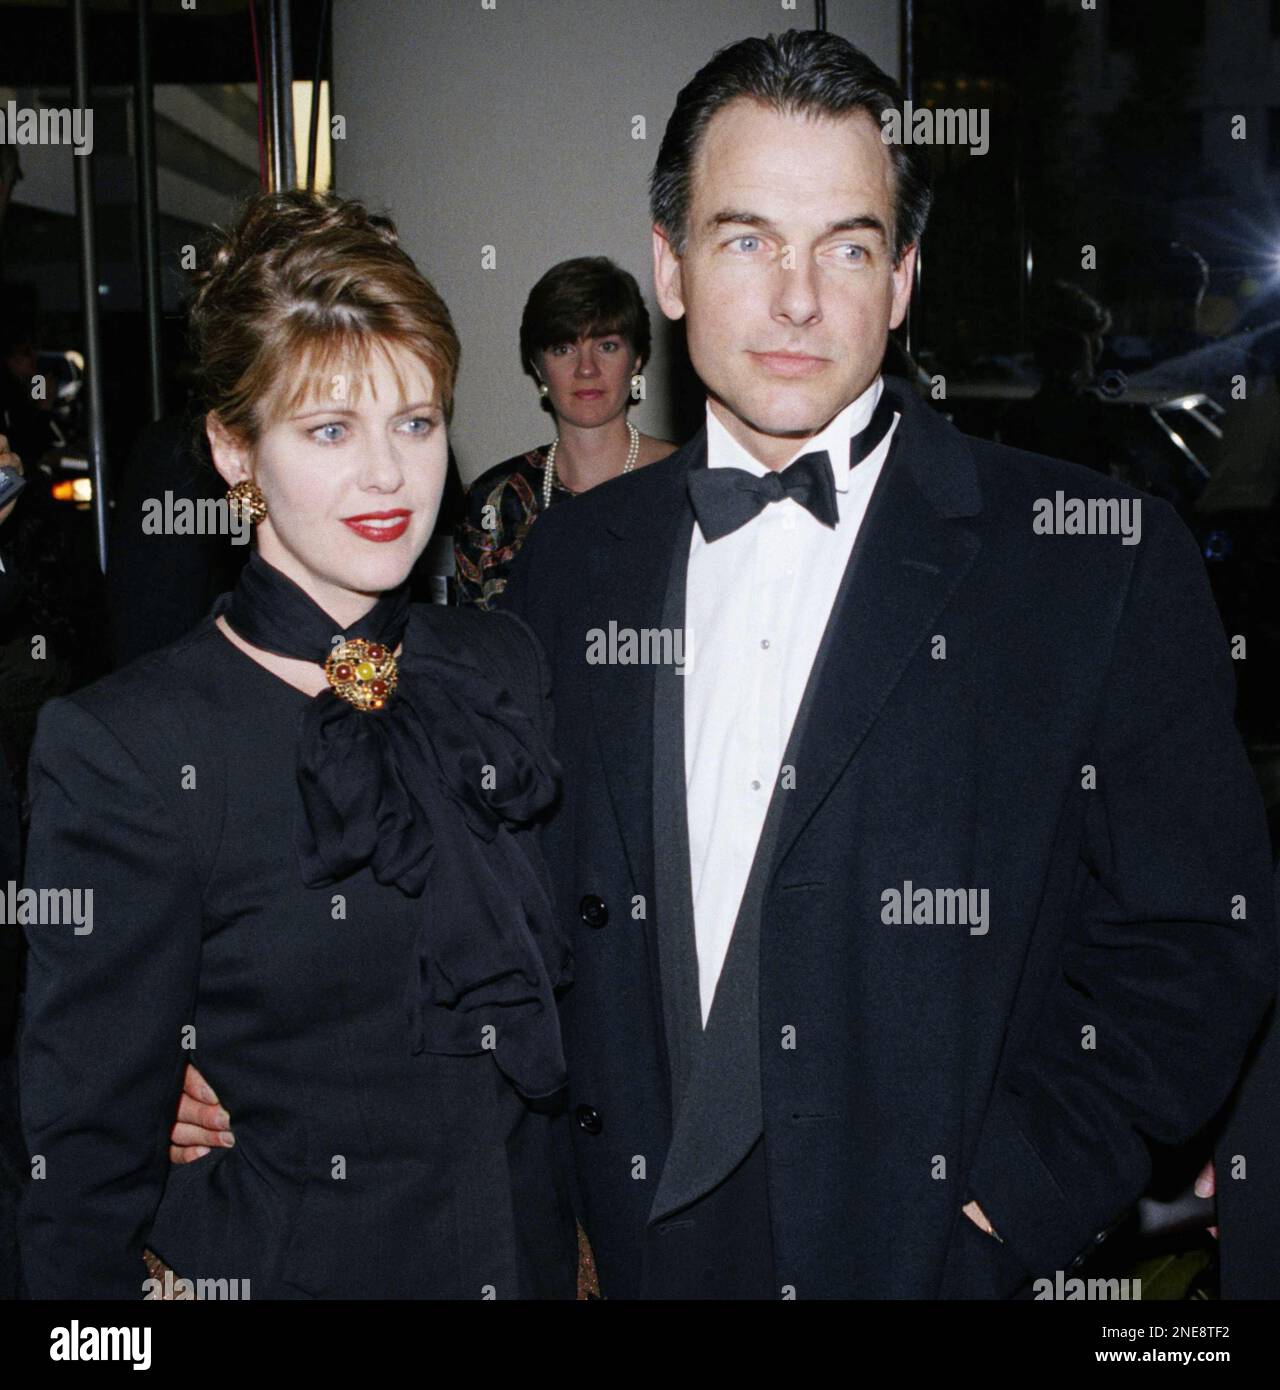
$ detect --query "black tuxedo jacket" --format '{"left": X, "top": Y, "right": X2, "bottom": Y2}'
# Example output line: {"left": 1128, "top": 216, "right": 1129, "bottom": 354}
{"left": 1215, "top": 865, "right": 1280, "bottom": 1298}
{"left": 503, "top": 380, "right": 1276, "bottom": 1299}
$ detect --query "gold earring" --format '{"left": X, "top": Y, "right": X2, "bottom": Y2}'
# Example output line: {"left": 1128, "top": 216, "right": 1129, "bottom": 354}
{"left": 226, "top": 479, "right": 268, "bottom": 525}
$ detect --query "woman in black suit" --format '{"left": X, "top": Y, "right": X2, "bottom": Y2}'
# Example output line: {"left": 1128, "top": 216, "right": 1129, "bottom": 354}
{"left": 18, "top": 192, "right": 576, "bottom": 1299}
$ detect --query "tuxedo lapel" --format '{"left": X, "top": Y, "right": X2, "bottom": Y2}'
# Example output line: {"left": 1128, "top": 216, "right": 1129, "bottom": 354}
{"left": 585, "top": 431, "right": 706, "bottom": 895}
{"left": 769, "top": 384, "right": 984, "bottom": 882}
{"left": 651, "top": 504, "right": 702, "bottom": 1121}
{"left": 649, "top": 451, "right": 766, "bottom": 1225}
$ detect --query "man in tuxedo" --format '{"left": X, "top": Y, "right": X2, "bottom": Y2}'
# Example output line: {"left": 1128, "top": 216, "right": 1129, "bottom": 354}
{"left": 170, "top": 29, "right": 1274, "bottom": 1298}
{"left": 496, "top": 29, "right": 1275, "bottom": 1298}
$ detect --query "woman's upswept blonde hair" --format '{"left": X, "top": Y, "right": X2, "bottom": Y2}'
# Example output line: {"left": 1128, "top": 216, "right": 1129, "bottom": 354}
{"left": 188, "top": 190, "right": 460, "bottom": 442}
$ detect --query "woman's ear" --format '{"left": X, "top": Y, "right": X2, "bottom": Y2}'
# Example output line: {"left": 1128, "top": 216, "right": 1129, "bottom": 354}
{"left": 206, "top": 413, "right": 252, "bottom": 491}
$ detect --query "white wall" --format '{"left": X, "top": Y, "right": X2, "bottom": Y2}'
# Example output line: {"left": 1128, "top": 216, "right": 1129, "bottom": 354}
{"left": 332, "top": 0, "right": 899, "bottom": 484}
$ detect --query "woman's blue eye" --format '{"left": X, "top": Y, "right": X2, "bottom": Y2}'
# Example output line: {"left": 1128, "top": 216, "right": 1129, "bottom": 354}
{"left": 399, "top": 416, "right": 434, "bottom": 435}
{"left": 311, "top": 422, "right": 346, "bottom": 443}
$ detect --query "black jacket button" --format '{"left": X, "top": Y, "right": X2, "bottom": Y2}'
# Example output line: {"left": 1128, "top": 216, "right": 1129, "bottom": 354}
{"left": 575, "top": 1105, "right": 603, "bottom": 1135}
{"left": 579, "top": 894, "right": 608, "bottom": 928}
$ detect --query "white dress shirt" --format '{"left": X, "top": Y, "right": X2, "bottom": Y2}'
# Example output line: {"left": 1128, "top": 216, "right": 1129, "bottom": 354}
{"left": 683, "top": 374, "right": 899, "bottom": 1023}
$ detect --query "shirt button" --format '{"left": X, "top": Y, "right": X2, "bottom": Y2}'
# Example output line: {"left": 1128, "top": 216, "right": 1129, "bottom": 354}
{"left": 760, "top": 639, "right": 770, "bottom": 650}
{"left": 750, "top": 779, "right": 761, "bottom": 791}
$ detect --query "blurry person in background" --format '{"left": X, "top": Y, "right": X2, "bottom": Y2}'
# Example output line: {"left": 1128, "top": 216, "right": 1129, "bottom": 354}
{"left": 455, "top": 257, "right": 675, "bottom": 609}
{"left": 0, "top": 280, "right": 109, "bottom": 777}
{"left": 1146, "top": 240, "right": 1212, "bottom": 364}
{"left": 0, "top": 434, "right": 19, "bottom": 529}
{"left": 0, "top": 284, "right": 56, "bottom": 481}
{"left": 999, "top": 279, "right": 1114, "bottom": 473}
{"left": 106, "top": 414, "right": 254, "bottom": 668}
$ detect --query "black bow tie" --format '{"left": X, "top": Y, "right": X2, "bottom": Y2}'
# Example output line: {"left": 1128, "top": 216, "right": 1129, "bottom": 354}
{"left": 688, "top": 387, "right": 898, "bottom": 543}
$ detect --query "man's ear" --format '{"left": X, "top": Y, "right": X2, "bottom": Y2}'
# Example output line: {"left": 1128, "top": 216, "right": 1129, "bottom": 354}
{"left": 206, "top": 413, "right": 252, "bottom": 491}
{"left": 888, "top": 243, "right": 918, "bottom": 333}
{"left": 652, "top": 224, "right": 686, "bottom": 322}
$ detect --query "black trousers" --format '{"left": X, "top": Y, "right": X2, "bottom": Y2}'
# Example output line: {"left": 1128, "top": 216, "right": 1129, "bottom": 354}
{"left": 640, "top": 1136, "right": 776, "bottom": 1299}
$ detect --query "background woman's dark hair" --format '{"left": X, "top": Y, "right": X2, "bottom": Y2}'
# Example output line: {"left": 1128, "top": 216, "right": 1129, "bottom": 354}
{"left": 519, "top": 257, "right": 651, "bottom": 383}
{"left": 649, "top": 28, "right": 933, "bottom": 266}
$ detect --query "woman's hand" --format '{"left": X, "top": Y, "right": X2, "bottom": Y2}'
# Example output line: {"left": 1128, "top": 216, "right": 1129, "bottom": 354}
{"left": 0, "top": 435, "right": 22, "bottom": 527}
{"left": 169, "top": 1062, "right": 236, "bottom": 1163}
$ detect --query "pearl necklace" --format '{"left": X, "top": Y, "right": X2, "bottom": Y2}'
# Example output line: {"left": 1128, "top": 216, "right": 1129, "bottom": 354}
{"left": 542, "top": 420, "right": 640, "bottom": 510}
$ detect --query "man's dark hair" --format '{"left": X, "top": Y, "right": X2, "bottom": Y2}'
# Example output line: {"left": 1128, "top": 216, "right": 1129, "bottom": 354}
{"left": 650, "top": 29, "right": 933, "bottom": 266}
{"left": 519, "top": 256, "right": 652, "bottom": 382}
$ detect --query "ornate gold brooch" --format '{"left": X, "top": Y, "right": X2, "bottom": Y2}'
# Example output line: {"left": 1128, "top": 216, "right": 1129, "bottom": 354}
{"left": 324, "top": 638, "right": 398, "bottom": 711}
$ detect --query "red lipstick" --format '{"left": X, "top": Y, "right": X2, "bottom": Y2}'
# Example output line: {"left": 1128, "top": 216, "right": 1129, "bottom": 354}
{"left": 341, "top": 509, "right": 412, "bottom": 542}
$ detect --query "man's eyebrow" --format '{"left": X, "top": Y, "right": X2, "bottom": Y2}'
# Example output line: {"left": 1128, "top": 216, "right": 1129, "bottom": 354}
{"left": 706, "top": 210, "right": 889, "bottom": 242}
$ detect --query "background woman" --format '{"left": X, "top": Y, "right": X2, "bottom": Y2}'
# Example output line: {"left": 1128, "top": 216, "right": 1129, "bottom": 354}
{"left": 455, "top": 257, "right": 674, "bottom": 609}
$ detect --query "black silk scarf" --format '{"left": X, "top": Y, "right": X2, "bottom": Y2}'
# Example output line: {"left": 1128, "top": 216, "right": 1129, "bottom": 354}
{"left": 219, "top": 551, "right": 569, "bottom": 1100}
